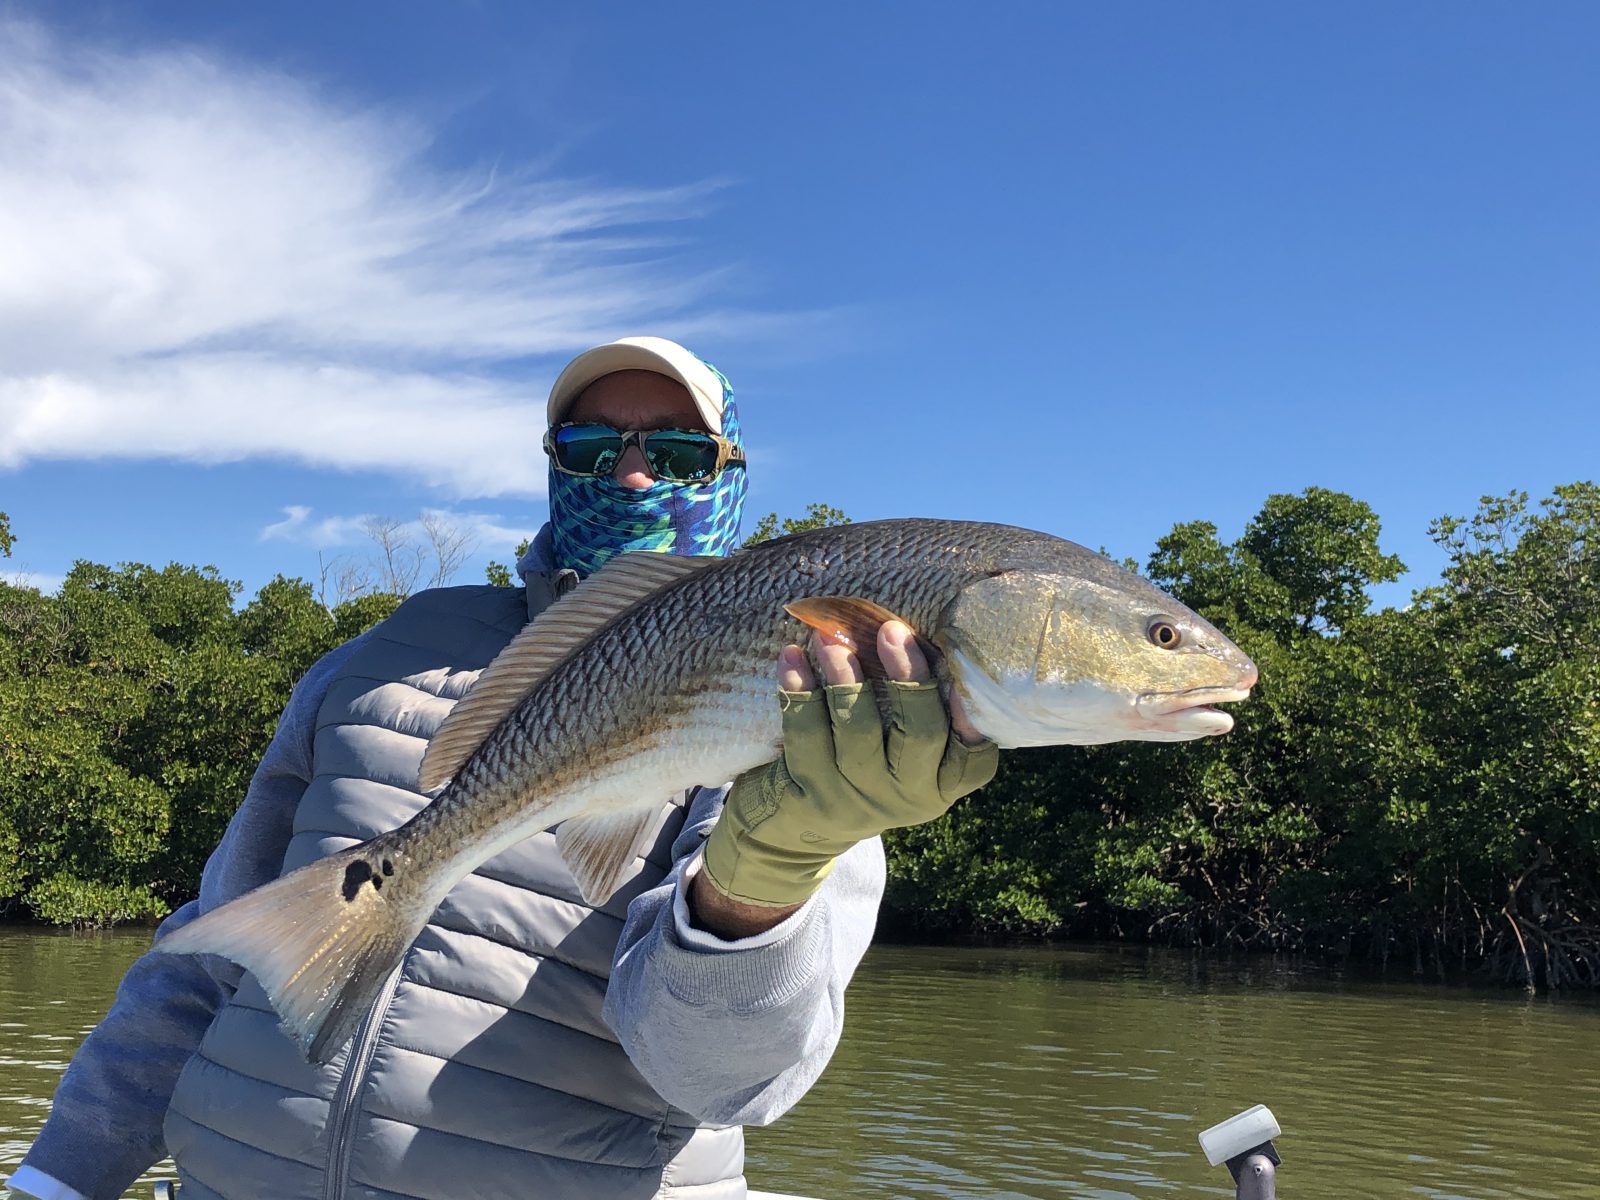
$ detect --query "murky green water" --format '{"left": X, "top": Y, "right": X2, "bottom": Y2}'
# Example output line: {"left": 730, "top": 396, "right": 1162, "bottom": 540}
{"left": 4, "top": 928, "right": 1598, "bottom": 1198}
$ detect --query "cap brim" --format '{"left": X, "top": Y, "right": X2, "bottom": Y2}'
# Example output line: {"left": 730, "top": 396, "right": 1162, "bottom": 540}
{"left": 546, "top": 337, "right": 725, "bottom": 433}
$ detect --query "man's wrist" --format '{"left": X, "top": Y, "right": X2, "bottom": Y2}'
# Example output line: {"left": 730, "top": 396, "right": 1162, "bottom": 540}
{"left": 687, "top": 869, "right": 805, "bottom": 939}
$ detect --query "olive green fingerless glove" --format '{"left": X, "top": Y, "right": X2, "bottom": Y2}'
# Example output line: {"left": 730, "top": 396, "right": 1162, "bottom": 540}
{"left": 702, "top": 680, "right": 1000, "bottom": 907}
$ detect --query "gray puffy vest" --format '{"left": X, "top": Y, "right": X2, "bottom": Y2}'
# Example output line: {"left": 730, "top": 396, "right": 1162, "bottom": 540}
{"left": 163, "top": 582, "right": 746, "bottom": 1199}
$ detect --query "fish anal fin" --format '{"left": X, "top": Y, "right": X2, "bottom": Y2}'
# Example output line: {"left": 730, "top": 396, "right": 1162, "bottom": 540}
{"left": 419, "top": 553, "right": 721, "bottom": 791}
{"left": 785, "top": 596, "right": 916, "bottom": 681}
{"left": 555, "top": 806, "right": 664, "bottom": 906}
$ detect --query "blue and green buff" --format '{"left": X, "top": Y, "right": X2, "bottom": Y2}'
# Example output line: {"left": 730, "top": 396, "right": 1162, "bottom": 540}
{"left": 548, "top": 360, "right": 747, "bottom": 578}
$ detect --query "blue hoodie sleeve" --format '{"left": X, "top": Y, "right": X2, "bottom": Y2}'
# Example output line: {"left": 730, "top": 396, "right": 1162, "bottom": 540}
{"left": 603, "top": 785, "right": 885, "bottom": 1126}
{"left": 9, "top": 637, "right": 365, "bottom": 1200}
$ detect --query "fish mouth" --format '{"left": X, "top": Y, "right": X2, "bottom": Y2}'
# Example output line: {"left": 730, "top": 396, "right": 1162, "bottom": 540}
{"left": 1134, "top": 685, "right": 1255, "bottom": 736}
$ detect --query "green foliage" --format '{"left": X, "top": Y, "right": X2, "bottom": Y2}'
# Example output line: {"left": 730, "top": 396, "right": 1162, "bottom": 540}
{"left": 7, "top": 486, "right": 1600, "bottom": 991}
{"left": 1238, "top": 487, "right": 1405, "bottom": 634}
{"left": 885, "top": 483, "right": 1600, "bottom": 988}
{"left": 0, "top": 511, "right": 12, "bottom": 558}
{"left": 1148, "top": 488, "right": 1404, "bottom": 638}
{"left": 2, "top": 504, "right": 862, "bottom": 928}
{"left": 744, "top": 503, "right": 851, "bottom": 546}
{"left": 884, "top": 749, "right": 1077, "bottom": 934}
{"left": 26, "top": 875, "right": 168, "bottom": 929}
{"left": 485, "top": 537, "right": 533, "bottom": 588}
{"left": 331, "top": 592, "right": 405, "bottom": 642}
{"left": 0, "top": 535, "right": 399, "bottom": 926}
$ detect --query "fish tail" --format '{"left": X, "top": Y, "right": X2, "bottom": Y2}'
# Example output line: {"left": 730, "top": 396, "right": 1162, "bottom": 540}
{"left": 155, "top": 833, "right": 429, "bottom": 1064}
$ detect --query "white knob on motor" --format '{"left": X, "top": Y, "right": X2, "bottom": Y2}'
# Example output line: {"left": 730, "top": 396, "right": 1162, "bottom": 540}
{"left": 1198, "top": 1104, "right": 1281, "bottom": 1166}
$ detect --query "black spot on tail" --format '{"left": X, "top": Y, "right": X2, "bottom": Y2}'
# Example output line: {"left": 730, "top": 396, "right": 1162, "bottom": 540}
{"left": 342, "top": 860, "right": 374, "bottom": 902}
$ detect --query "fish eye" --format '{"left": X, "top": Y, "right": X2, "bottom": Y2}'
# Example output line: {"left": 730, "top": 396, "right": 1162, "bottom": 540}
{"left": 1147, "top": 619, "right": 1182, "bottom": 649}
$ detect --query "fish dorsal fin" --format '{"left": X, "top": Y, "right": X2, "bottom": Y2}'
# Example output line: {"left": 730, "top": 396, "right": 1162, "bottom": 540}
{"left": 555, "top": 805, "right": 665, "bottom": 905}
{"left": 418, "top": 553, "right": 720, "bottom": 791}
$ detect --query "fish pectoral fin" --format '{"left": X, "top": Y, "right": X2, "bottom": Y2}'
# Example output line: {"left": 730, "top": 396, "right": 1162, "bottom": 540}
{"left": 555, "top": 806, "right": 665, "bottom": 906}
{"left": 784, "top": 596, "right": 924, "bottom": 681}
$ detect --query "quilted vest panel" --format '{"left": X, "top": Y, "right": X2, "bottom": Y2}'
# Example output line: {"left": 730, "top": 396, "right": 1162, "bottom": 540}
{"left": 164, "top": 584, "right": 746, "bottom": 1200}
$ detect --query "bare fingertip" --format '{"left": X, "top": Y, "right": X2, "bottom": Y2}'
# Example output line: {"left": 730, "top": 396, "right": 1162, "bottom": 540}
{"left": 777, "top": 644, "right": 814, "bottom": 691}
{"left": 817, "top": 641, "right": 863, "bottom": 686}
{"left": 878, "top": 621, "right": 927, "bottom": 682}
{"left": 878, "top": 620, "right": 911, "bottom": 646}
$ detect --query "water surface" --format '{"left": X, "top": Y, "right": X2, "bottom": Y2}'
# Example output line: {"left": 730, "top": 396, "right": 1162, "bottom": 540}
{"left": 3, "top": 929, "right": 1596, "bottom": 1198}
{"left": 750, "top": 944, "right": 1600, "bottom": 1198}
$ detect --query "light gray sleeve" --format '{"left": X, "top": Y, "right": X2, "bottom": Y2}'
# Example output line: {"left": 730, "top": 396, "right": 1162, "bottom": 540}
{"left": 603, "top": 785, "right": 884, "bottom": 1127}
{"left": 13, "top": 637, "right": 366, "bottom": 1200}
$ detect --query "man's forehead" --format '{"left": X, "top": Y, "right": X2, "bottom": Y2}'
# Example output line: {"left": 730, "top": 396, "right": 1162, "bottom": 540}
{"left": 565, "top": 369, "right": 706, "bottom": 428}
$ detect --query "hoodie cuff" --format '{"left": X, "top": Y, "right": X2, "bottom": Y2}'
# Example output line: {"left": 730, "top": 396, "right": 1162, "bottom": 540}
{"left": 6, "top": 1165, "right": 91, "bottom": 1200}
{"left": 652, "top": 848, "right": 830, "bottom": 1014}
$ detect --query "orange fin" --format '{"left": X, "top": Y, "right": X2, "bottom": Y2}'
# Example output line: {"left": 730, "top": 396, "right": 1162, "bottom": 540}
{"left": 785, "top": 596, "right": 913, "bottom": 681}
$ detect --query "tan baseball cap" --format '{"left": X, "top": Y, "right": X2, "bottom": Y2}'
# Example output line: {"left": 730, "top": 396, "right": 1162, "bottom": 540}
{"left": 546, "top": 336, "right": 727, "bottom": 433}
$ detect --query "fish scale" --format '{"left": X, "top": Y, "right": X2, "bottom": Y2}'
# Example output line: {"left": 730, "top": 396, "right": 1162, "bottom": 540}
{"left": 156, "top": 517, "right": 1257, "bottom": 1063}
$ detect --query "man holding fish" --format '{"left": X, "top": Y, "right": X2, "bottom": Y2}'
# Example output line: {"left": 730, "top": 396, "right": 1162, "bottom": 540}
{"left": 11, "top": 337, "right": 1256, "bottom": 1200}
{"left": 9, "top": 339, "right": 1008, "bottom": 1200}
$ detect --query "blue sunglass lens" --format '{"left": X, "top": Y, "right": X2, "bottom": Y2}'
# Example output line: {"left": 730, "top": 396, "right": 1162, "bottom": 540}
{"left": 552, "top": 425, "right": 623, "bottom": 475}
{"left": 643, "top": 431, "right": 721, "bottom": 482}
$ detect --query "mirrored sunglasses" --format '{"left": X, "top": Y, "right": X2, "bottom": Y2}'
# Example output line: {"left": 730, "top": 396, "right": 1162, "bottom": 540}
{"left": 543, "top": 422, "right": 746, "bottom": 484}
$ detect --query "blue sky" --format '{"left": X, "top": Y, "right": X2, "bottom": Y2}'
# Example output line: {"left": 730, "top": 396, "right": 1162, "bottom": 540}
{"left": 2, "top": 3, "right": 1596, "bottom": 612}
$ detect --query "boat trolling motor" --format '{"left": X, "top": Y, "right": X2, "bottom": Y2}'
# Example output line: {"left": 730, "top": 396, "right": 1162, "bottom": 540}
{"left": 1199, "top": 1104, "right": 1281, "bottom": 1199}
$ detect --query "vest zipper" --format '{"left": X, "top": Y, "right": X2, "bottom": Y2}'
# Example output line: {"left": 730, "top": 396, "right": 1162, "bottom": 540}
{"left": 324, "top": 967, "right": 404, "bottom": 1200}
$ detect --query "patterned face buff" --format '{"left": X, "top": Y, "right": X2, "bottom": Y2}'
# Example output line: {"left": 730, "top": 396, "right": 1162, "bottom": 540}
{"left": 548, "top": 361, "right": 747, "bottom": 578}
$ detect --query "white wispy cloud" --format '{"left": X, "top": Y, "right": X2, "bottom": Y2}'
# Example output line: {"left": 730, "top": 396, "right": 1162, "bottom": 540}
{"left": 260, "top": 505, "right": 536, "bottom": 557}
{"left": 1, "top": 569, "right": 65, "bottom": 594}
{"left": 442, "top": 511, "right": 542, "bottom": 557}
{"left": 259, "top": 505, "right": 372, "bottom": 547}
{"left": 0, "top": 19, "right": 763, "bottom": 497}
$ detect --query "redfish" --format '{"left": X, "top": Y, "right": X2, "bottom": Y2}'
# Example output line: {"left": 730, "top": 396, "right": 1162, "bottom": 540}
{"left": 158, "top": 518, "right": 1256, "bottom": 1062}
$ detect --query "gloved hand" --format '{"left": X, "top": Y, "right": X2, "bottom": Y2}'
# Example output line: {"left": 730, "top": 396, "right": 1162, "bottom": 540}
{"left": 701, "top": 620, "right": 999, "bottom": 908}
